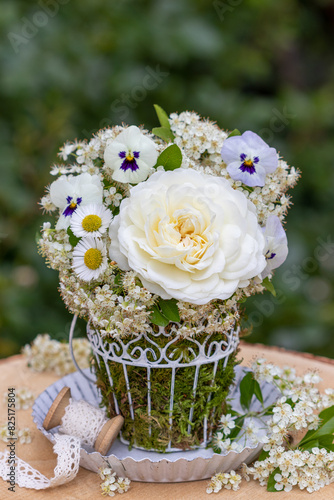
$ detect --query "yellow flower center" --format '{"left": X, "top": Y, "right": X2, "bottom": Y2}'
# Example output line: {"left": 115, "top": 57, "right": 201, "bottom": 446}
{"left": 82, "top": 214, "right": 102, "bottom": 232}
{"left": 126, "top": 153, "right": 134, "bottom": 161}
{"left": 243, "top": 159, "right": 253, "bottom": 168}
{"left": 69, "top": 202, "right": 77, "bottom": 209}
{"left": 84, "top": 248, "right": 103, "bottom": 270}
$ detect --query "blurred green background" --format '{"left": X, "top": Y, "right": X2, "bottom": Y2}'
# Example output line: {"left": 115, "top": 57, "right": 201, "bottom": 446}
{"left": 1, "top": 0, "right": 334, "bottom": 358}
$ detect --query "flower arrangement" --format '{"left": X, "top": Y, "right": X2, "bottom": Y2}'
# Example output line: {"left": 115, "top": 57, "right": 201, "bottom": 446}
{"left": 38, "top": 105, "right": 299, "bottom": 451}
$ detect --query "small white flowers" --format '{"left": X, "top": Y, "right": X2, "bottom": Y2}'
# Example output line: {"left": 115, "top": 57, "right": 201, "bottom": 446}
{"left": 261, "top": 215, "right": 288, "bottom": 279}
{"left": 98, "top": 466, "right": 130, "bottom": 497}
{"left": 206, "top": 470, "right": 242, "bottom": 493}
{"left": 104, "top": 125, "right": 158, "bottom": 184}
{"left": 72, "top": 237, "right": 108, "bottom": 282}
{"left": 22, "top": 334, "right": 91, "bottom": 375}
{"left": 70, "top": 204, "right": 112, "bottom": 238}
{"left": 210, "top": 358, "right": 334, "bottom": 495}
{"left": 218, "top": 413, "right": 236, "bottom": 436}
{"left": 221, "top": 131, "right": 278, "bottom": 187}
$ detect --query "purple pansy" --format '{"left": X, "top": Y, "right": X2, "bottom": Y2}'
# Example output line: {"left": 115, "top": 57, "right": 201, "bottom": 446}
{"left": 261, "top": 215, "right": 288, "bottom": 279}
{"left": 118, "top": 150, "right": 140, "bottom": 172}
{"left": 63, "top": 195, "right": 82, "bottom": 217}
{"left": 221, "top": 131, "right": 278, "bottom": 187}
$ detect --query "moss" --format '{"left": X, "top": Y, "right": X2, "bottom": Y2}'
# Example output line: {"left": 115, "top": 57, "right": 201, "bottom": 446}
{"left": 93, "top": 330, "right": 239, "bottom": 452}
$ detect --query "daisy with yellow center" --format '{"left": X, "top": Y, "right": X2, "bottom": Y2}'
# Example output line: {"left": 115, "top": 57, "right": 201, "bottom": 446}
{"left": 72, "top": 237, "right": 107, "bottom": 281}
{"left": 70, "top": 204, "right": 112, "bottom": 238}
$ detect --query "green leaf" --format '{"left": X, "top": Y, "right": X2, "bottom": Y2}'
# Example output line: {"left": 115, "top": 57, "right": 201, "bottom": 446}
{"left": 227, "top": 129, "right": 241, "bottom": 138}
{"left": 152, "top": 126, "right": 175, "bottom": 142}
{"left": 318, "top": 405, "right": 334, "bottom": 423}
{"left": 267, "top": 467, "right": 281, "bottom": 492}
{"left": 150, "top": 305, "right": 169, "bottom": 327}
{"left": 154, "top": 104, "right": 171, "bottom": 129}
{"left": 158, "top": 298, "right": 180, "bottom": 322}
{"left": 258, "top": 449, "right": 269, "bottom": 461}
{"left": 114, "top": 273, "right": 122, "bottom": 286}
{"left": 262, "top": 277, "right": 276, "bottom": 296}
{"left": 299, "top": 416, "right": 334, "bottom": 447}
{"left": 67, "top": 227, "right": 80, "bottom": 247}
{"left": 155, "top": 144, "right": 182, "bottom": 171}
{"left": 253, "top": 379, "right": 264, "bottom": 405}
{"left": 239, "top": 371, "right": 255, "bottom": 410}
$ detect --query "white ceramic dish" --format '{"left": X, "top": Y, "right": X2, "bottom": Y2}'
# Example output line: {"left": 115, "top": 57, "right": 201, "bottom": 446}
{"left": 32, "top": 366, "right": 279, "bottom": 482}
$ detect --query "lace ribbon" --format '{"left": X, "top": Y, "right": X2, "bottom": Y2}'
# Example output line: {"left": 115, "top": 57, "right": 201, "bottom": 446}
{"left": 0, "top": 434, "right": 81, "bottom": 489}
{"left": 0, "top": 399, "right": 109, "bottom": 490}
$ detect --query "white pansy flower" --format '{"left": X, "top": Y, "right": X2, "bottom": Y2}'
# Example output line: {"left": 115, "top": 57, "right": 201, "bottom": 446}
{"left": 104, "top": 125, "right": 158, "bottom": 184}
{"left": 72, "top": 237, "right": 107, "bottom": 282}
{"left": 49, "top": 173, "right": 103, "bottom": 230}
{"left": 261, "top": 215, "right": 288, "bottom": 279}
{"left": 70, "top": 203, "right": 112, "bottom": 238}
{"left": 109, "top": 169, "right": 266, "bottom": 305}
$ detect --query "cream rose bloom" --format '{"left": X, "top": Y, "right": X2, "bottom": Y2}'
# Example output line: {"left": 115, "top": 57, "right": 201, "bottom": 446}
{"left": 109, "top": 169, "right": 266, "bottom": 305}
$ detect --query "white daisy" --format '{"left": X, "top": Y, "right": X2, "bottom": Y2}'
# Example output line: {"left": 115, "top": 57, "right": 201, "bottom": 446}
{"left": 104, "top": 125, "right": 158, "bottom": 184}
{"left": 72, "top": 237, "right": 107, "bottom": 281}
{"left": 70, "top": 204, "right": 112, "bottom": 238}
{"left": 49, "top": 173, "right": 103, "bottom": 230}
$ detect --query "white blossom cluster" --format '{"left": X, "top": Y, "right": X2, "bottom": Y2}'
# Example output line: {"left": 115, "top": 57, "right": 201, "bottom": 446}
{"left": 98, "top": 467, "right": 130, "bottom": 497}
{"left": 2, "top": 387, "right": 34, "bottom": 410}
{"left": 210, "top": 359, "right": 334, "bottom": 495}
{"left": 22, "top": 334, "right": 90, "bottom": 376}
{"left": 243, "top": 447, "right": 334, "bottom": 493}
{"left": 206, "top": 470, "right": 242, "bottom": 493}
{"left": 0, "top": 424, "right": 32, "bottom": 444}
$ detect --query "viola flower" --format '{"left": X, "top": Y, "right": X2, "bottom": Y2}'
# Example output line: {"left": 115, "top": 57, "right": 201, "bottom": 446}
{"left": 221, "top": 131, "right": 278, "bottom": 187}
{"left": 104, "top": 125, "right": 158, "bottom": 184}
{"left": 70, "top": 204, "right": 112, "bottom": 239}
{"left": 72, "top": 237, "right": 107, "bottom": 281}
{"left": 261, "top": 215, "right": 288, "bottom": 279}
{"left": 49, "top": 173, "right": 103, "bottom": 230}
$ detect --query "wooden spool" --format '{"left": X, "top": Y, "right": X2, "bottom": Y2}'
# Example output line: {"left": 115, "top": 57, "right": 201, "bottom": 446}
{"left": 43, "top": 386, "right": 71, "bottom": 430}
{"left": 43, "top": 386, "right": 124, "bottom": 455}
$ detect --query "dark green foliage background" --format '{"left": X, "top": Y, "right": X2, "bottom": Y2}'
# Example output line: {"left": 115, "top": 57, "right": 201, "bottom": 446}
{"left": 1, "top": 0, "right": 334, "bottom": 357}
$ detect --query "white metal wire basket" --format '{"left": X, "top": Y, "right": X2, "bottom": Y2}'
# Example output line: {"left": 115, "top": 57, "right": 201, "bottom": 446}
{"left": 84, "top": 322, "right": 239, "bottom": 453}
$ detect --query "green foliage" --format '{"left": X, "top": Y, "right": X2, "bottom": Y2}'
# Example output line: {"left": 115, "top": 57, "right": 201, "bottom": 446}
{"left": 154, "top": 144, "right": 182, "bottom": 171}
{"left": 1, "top": 0, "right": 334, "bottom": 357}
{"left": 152, "top": 126, "right": 175, "bottom": 142}
{"left": 67, "top": 228, "right": 80, "bottom": 247}
{"left": 239, "top": 370, "right": 263, "bottom": 410}
{"left": 298, "top": 405, "right": 334, "bottom": 451}
{"left": 227, "top": 129, "right": 241, "bottom": 138}
{"left": 154, "top": 104, "right": 171, "bottom": 130}
{"left": 262, "top": 277, "right": 277, "bottom": 297}
{"left": 150, "top": 298, "right": 180, "bottom": 326}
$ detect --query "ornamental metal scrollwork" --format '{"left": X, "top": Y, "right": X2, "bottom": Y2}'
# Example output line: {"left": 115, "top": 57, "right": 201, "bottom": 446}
{"left": 87, "top": 323, "right": 239, "bottom": 368}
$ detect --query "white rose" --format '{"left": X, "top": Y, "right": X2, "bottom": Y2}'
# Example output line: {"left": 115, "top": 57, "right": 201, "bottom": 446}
{"left": 109, "top": 169, "right": 266, "bottom": 305}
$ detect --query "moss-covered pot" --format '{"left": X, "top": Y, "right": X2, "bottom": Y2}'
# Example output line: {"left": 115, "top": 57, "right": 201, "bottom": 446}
{"left": 88, "top": 324, "right": 239, "bottom": 452}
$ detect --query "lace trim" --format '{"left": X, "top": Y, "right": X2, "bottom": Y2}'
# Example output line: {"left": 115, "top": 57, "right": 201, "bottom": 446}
{"left": 0, "top": 434, "right": 81, "bottom": 490}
